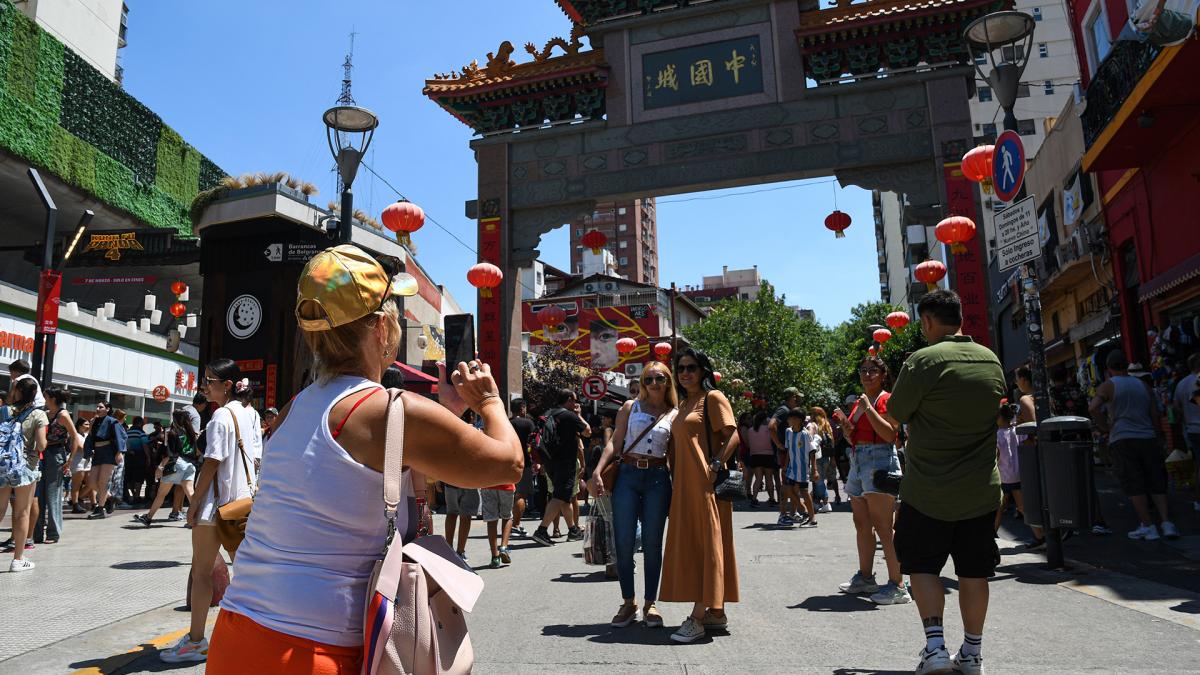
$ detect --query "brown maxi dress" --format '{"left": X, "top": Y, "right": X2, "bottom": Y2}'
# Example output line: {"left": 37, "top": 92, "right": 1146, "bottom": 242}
{"left": 659, "top": 390, "right": 740, "bottom": 606}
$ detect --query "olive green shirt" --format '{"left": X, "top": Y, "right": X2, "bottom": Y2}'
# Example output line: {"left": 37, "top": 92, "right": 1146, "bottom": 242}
{"left": 888, "top": 335, "right": 1006, "bottom": 521}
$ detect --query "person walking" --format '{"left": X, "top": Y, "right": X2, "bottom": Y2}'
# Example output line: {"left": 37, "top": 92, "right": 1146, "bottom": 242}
{"left": 743, "top": 412, "right": 777, "bottom": 507}
{"left": 135, "top": 410, "right": 198, "bottom": 527}
{"left": 886, "top": 290, "right": 1006, "bottom": 675}
{"left": 769, "top": 387, "right": 803, "bottom": 502}
{"left": 0, "top": 378, "right": 47, "bottom": 571}
{"left": 34, "top": 388, "right": 78, "bottom": 544}
{"left": 995, "top": 402, "right": 1023, "bottom": 532}
{"left": 68, "top": 418, "right": 91, "bottom": 513}
{"left": 510, "top": 398, "right": 536, "bottom": 538}
{"left": 589, "top": 361, "right": 678, "bottom": 629}
{"left": 205, "top": 244, "right": 521, "bottom": 671}
{"left": 160, "top": 358, "right": 262, "bottom": 663}
{"left": 531, "top": 388, "right": 590, "bottom": 547}
{"left": 1171, "top": 353, "right": 1200, "bottom": 512}
{"left": 1089, "top": 350, "right": 1180, "bottom": 540}
{"left": 810, "top": 407, "right": 839, "bottom": 508}
{"left": 661, "top": 348, "right": 739, "bottom": 643}
{"left": 834, "top": 354, "right": 910, "bottom": 606}
{"left": 84, "top": 401, "right": 127, "bottom": 519}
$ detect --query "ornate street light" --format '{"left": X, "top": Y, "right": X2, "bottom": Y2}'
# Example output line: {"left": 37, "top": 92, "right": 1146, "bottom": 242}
{"left": 323, "top": 105, "right": 379, "bottom": 244}
{"left": 964, "top": 11, "right": 1036, "bottom": 132}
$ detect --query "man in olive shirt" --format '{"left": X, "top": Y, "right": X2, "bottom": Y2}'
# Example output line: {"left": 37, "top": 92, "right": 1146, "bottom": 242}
{"left": 886, "top": 290, "right": 1005, "bottom": 675}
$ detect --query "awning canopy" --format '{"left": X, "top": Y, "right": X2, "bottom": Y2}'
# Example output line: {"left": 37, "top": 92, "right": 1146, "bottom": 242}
{"left": 1138, "top": 252, "right": 1200, "bottom": 302}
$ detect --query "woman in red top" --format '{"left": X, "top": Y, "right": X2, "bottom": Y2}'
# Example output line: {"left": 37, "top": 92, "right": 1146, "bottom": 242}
{"left": 832, "top": 355, "right": 908, "bottom": 605}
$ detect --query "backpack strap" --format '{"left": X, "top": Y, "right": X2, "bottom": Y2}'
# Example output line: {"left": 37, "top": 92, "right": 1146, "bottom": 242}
{"left": 382, "top": 388, "right": 406, "bottom": 547}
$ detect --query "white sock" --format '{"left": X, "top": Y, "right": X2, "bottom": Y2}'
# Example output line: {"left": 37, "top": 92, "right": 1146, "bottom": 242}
{"left": 924, "top": 618, "right": 945, "bottom": 652}
{"left": 960, "top": 631, "right": 982, "bottom": 657}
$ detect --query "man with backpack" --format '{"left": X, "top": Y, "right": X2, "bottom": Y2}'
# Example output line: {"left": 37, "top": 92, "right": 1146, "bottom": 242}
{"left": 531, "top": 388, "right": 591, "bottom": 547}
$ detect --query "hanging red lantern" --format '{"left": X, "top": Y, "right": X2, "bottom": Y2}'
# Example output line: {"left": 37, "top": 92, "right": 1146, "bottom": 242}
{"left": 824, "top": 210, "right": 851, "bottom": 239}
{"left": 914, "top": 259, "right": 947, "bottom": 291}
{"left": 170, "top": 281, "right": 187, "bottom": 297}
{"left": 653, "top": 342, "right": 672, "bottom": 361}
{"left": 713, "top": 372, "right": 722, "bottom": 383}
{"left": 581, "top": 229, "right": 607, "bottom": 255}
{"left": 467, "top": 262, "right": 502, "bottom": 298}
{"left": 537, "top": 305, "right": 566, "bottom": 331}
{"left": 169, "top": 302, "right": 187, "bottom": 318}
{"left": 873, "top": 328, "right": 893, "bottom": 344}
{"left": 886, "top": 311, "right": 910, "bottom": 330}
{"left": 616, "top": 337, "right": 637, "bottom": 355}
{"left": 381, "top": 200, "right": 425, "bottom": 245}
{"left": 935, "top": 216, "right": 977, "bottom": 255}
{"left": 962, "top": 145, "right": 995, "bottom": 194}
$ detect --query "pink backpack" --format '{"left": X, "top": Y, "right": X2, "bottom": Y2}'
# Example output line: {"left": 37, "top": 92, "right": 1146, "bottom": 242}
{"left": 363, "top": 390, "right": 484, "bottom": 675}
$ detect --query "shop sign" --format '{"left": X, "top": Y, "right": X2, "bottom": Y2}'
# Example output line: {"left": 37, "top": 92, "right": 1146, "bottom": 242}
{"left": 263, "top": 242, "right": 323, "bottom": 263}
{"left": 152, "top": 386, "right": 170, "bottom": 402}
{"left": 643, "top": 35, "right": 763, "bottom": 110}
{"left": 265, "top": 364, "right": 278, "bottom": 408}
{"left": 0, "top": 331, "right": 34, "bottom": 353}
{"left": 175, "top": 369, "right": 196, "bottom": 394}
{"left": 226, "top": 294, "right": 263, "bottom": 340}
{"left": 82, "top": 232, "right": 145, "bottom": 261}
{"left": 70, "top": 275, "right": 158, "bottom": 285}
{"left": 35, "top": 271, "right": 62, "bottom": 335}
{"left": 236, "top": 359, "right": 264, "bottom": 373}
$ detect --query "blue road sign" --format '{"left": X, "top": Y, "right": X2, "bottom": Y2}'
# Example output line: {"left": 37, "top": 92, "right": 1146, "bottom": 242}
{"left": 993, "top": 130, "right": 1025, "bottom": 203}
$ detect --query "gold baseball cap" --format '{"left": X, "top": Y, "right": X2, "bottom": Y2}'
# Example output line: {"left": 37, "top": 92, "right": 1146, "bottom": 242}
{"left": 296, "top": 244, "right": 419, "bottom": 331}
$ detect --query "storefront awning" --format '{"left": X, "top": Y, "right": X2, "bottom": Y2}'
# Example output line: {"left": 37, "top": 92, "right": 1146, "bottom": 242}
{"left": 1138, "top": 252, "right": 1200, "bottom": 301}
{"left": 1069, "top": 309, "right": 1113, "bottom": 343}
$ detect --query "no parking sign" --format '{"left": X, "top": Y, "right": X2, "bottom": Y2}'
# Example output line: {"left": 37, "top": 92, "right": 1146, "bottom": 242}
{"left": 582, "top": 375, "right": 608, "bottom": 401}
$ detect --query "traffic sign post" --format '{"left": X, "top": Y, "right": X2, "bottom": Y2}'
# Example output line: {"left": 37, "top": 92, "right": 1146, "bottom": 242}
{"left": 996, "top": 195, "right": 1040, "bottom": 272}
{"left": 993, "top": 130, "right": 1026, "bottom": 203}
{"left": 582, "top": 375, "right": 608, "bottom": 401}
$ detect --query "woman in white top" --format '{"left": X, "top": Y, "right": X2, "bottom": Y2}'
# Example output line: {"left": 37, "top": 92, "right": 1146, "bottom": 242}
{"left": 590, "top": 361, "right": 679, "bottom": 629}
{"left": 197, "top": 245, "right": 522, "bottom": 672}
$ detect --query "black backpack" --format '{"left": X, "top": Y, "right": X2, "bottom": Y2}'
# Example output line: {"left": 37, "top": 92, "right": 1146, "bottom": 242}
{"left": 537, "top": 409, "right": 562, "bottom": 461}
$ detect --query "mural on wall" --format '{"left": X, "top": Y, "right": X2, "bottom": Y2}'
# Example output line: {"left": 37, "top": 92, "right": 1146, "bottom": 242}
{"left": 523, "top": 299, "right": 662, "bottom": 372}
{"left": 422, "top": 324, "right": 446, "bottom": 361}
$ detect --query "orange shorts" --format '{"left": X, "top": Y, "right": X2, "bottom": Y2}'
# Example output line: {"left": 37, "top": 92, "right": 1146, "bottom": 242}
{"left": 207, "top": 609, "right": 362, "bottom": 674}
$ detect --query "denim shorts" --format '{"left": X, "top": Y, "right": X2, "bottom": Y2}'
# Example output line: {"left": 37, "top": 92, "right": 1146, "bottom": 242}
{"left": 845, "top": 443, "right": 901, "bottom": 497}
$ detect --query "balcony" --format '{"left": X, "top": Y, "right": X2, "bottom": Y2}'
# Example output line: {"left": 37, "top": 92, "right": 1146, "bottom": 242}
{"left": 1081, "top": 39, "right": 1200, "bottom": 171}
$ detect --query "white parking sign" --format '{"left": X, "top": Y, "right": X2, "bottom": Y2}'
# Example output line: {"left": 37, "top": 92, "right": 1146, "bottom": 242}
{"left": 583, "top": 375, "right": 608, "bottom": 400}
{"left": 995, "top": 196, "right": 1040, "bottom": 272}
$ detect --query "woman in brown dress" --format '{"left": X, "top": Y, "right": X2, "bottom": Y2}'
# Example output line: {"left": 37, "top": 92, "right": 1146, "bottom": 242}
{"left": 660, "top": 348, "right": 740, "bottom": 643}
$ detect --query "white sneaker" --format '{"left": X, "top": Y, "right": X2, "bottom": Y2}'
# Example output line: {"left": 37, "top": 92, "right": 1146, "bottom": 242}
{"left": 818, "top": 503, "right": 833, "bottom": 513}
{"left": 160, "top": 635, "right": 208, "bottom": 663}
{"left": 915, "top": 646, "right": 954, "bottom": 674}
{"left": 670, "top": 616, "right": 706, "bottom": 643}
{"left": 870, "top": 581, "right": 912, "bottom": 605}
{"left": 8, "top": 559, "right": 35, "bottom": 573}
{"left": 1128, "top": 524, "right": 1159, "bottom": 540}
{"left": 952, "top": 650, "right": 985, "bottom": 675}
{"left": 1161, "top": 521, "right": 1180, "bottom": 540}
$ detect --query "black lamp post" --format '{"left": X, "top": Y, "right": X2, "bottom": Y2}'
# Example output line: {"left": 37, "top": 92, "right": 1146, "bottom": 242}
{"left": 323, "top": 105, "right": 378, "bottom": 245}
{"left": 965, "top": 11, "right": 1036, "bottom": 134}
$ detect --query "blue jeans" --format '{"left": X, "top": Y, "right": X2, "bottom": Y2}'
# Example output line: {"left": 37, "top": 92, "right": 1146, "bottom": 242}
{"left": 35, "top": 447, "right": 68, "bottom": 541}
{"left": 611, "top": 463, "right": 672, "bottom": 603}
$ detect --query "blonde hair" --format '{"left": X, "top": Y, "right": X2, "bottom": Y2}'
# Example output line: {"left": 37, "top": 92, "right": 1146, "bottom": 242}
{"left": 639, "top": 362, "right": 679, "bottom": 408}
{"left": 809, "top": 406, "right": 833, "bottom": 437}
{"left": 300, "top": 298, "right": 400, "bottom": 382}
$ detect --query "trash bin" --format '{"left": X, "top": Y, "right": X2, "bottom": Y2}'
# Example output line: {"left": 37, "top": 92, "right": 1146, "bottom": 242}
{"left": 1015, "top": 422, "right": 1043, "bottom": 528}
{"left": 1039, "top": 416, "right": 1094, "bottom": 530}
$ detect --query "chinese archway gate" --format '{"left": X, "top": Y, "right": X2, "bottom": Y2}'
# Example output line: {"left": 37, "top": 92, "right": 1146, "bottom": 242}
{"left": 425, "top": 0, "right": 1003, "bottom": 398}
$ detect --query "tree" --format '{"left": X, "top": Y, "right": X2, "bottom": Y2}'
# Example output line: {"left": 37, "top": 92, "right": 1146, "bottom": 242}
{"left": 521, "top": 343, "right": 592, "bottom": 415}
{"left": 683, "top": 282, "right": 837, "bottom": 415}
{"left": 825, "top": 301, "right": 926, "bottom": 403}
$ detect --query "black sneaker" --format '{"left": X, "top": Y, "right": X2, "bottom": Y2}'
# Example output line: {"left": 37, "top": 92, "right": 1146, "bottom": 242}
{"left": 136, "top": 514, "right": 152, "bottom": 527}
{"left": 87, "top": 508, "right": 107, "bottom": 520}
{"left": 566, "top": 526, "right": 584, "bottom": 542}
{"left": 167, "top": 511, "right": 183, "bottom": 522}
{"left": 531, "top": 527, "right": 555, "bottom": 547}
{"left": 105, "top": 500, "right": 115, "bottom": 514}
{"left": 71, "top": 503, "right": 86, "bottom": 514}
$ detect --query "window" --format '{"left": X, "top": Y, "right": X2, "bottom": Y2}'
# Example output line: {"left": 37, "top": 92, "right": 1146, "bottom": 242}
{"left": 1032, "top": 7, "right": 1042, "bottom": 20}
{"left": 619, "top": 257, "right": 628, "bottom": 266}
{"left": 575, "top": 228, "right": 583, "bottom": 237}
{"left": 1038, "top": 43, "right": 1048, "bottom": 58}
{"left": 982, "top": 122, "right": 997, "bottom": 137}
{"left": 1001, "top": 45, "right": 1025, "bottom": 62}
{"left": 1018, "top": 119, "right": 1036, "bottom": 135}
{"left": 1084, "top": 0, "right": 1113, "bottom": 73}
{"left": 618, "top": 207, "right": 627, "bottom": 215}
{"left": 619, "top": 241, "right": 628, "bottom": 249}
{"left": 978, "top": 86, "right": 993, "bottom": 102}
{"left": 1017, "top": 83, "right": 1031, "bottom": 98}
{"left": 575, "top": 244, "right": 583, "bottom": 250}
{"left": 1044, "top": 80, "right": 1055, "bottom": 95}
{"left": 618, "top": 223, "right": 627, "bottom": 232}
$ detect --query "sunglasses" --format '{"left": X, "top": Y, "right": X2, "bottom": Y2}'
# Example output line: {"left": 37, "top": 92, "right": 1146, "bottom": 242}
{"left": 676, "top": 364, "right": 701, "bottom": 374}
{"left": 643, "top": 375, "right": 668, "bottom": 385}
{"left": 859, "top": 368, "right": 882, "bottom": 375}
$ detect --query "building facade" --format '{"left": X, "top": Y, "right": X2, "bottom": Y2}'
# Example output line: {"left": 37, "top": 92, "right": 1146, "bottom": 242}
{"left": 569, "top": 198, "right": 659, "bottom": 285}
{"left": 16, "top": 0, "right": 127, "bottom": 83}
{"left": 682, "top": 265, "right": 764, "bottom": 307}
{"left": 873, "top": 190, "right": 949, "bottom": 313}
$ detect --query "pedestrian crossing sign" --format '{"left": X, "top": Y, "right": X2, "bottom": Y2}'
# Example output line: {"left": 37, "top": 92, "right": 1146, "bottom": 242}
{"left": 992, "top": 130, "right": 1025, "bottom": 203}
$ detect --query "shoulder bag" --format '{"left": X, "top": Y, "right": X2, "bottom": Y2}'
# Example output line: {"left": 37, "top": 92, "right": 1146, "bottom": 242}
{"left": 364, "top": 389, "right": 483, "bottom": 675}
{"left": 703, "top": 393, "right": 745, "bottom": 502}
{"left": 213, "top": 408, "right": 253, "bottom": 558}
{"left": 598, "top": 406, "right": 668, "bottom": 494}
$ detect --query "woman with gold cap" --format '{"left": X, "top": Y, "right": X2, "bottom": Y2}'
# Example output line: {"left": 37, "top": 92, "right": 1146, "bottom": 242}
{"left": 198, "top": 245, "right": 522, "bottom": 672}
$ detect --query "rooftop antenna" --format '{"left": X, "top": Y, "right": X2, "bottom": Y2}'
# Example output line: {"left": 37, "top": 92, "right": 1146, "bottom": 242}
{"left": 333, "top": 30, "right": 358, "bottom": 203}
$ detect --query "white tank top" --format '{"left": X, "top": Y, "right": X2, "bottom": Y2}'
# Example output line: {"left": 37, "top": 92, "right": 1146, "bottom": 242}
{"left": 220, "top": 376, "right": 413, "bottom": 646}
{"left": 624, "top": 400, "right": 676, "bottom": 458}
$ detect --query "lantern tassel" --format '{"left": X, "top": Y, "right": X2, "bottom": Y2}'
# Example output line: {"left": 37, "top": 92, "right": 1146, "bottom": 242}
{"left": 480, "top": 288, "right": 492, "bottom": 298}
{"left": 835, "top": 231, "right": 846, "bottom": 239}
{"left": 982, "top": 178, "right": 994, "bottom": 195}
{"left": 926, "top": 282, "right": 937, "bottom": 291}
{"left": 951, "top": 243, "right": 967, "bottom": 255}
{"left": 590, "top": 247, "right": 601, "bottom": 254}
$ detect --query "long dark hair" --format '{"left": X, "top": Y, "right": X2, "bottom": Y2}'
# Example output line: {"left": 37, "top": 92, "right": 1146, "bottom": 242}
{"left": 858, "top": 355, "right": 891, "bottom": 390}
{"left": 207, "top": 357, "right": 249, "bottom": 403}
{"left": 674, "top": 347, "right": 718, "bottom": 400}
{"left": 11, "top": 378, "right": 38, "bottom": 410}
{"left": 171, "top": 409, "right": 197, "bottom": 447}
{"left": 752, "top": 411, "right": 768, "bottom": 430}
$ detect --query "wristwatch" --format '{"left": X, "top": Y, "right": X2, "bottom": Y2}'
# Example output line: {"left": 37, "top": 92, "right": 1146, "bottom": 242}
{"left": 710, "top": 459, "right": 724, "bottom": 472}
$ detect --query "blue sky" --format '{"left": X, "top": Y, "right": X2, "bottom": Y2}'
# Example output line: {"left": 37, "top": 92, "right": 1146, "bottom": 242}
{"left": 124, "top": 1, "right": 880, "bottom": 325}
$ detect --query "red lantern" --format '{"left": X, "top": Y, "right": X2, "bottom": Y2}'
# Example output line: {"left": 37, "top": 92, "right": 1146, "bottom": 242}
{"left": 874, "top": 328, "right": 893, "bottom": 344}
{"left": 467, "top": 262, "right": 502, "bottom": 298}
{"left": 935, "top": 216, "right": 977, "bottom": 255}
{"left": 886, "top": 311, "right": 910, "bottom": 330}
{"left": 170, "top": 281, "right": 187, "bottom": 296}
{"left": 713, "top": 372, "right": 722, "bottom": 384}
{"left": 616, "top": 337, "right": 637, "bottom": 355}
{"left": 169, "top": 302, "right": 187, "bottom": 318}
{"left": 537, "top": 305, "right": 566, "bottom": 330}
{"left": 824, "top": 210, "right": 851, "bottom": 238}
{"left": 742, "top": 391, "right": 754, "bottom": 400}
{"left": 581, "top": 229, "right": 607, "bottom": 255}
{"left": 962, "top": 145, "right": 995, "bottom": 194}
{"left": 653, "top": 342, "right": 672, "bottom": 361}
{"left": 381, "top": 200, "right": 425, "bottom": 245}
{"left": 914, "top": 259, "right": 947, "bottom": 291}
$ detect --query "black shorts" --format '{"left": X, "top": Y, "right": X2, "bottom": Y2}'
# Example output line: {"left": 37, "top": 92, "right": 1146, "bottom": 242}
{"left": 1111, "top": 437, "right": 1168, "bottom": 496}
{"left": 747, "top": 454, "right": 777, "bottom": 470}
{"left": 894, "top": 502, "right": 999, "bottom": 579}
{"left": 547, "top": 458, "right": 577, "bottom": 503}
{"left": 785, "top": 479, "right": 809, "bottom": 489}
{"left": 93, "top": 444, "right": 119, "bottom": 466}
{"left": 1001, "top": 482, "right": 1021, "bottom": 493}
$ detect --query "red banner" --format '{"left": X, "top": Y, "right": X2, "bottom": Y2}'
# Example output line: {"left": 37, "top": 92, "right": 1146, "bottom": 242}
{"left": 236, "top": 359, "right": 264, "bottom": 373}
{"left": 265, "top": 364, "right": 278, "bottom": 409}
{"left": 943, "top": 164, "right": 991, "bottom": 347}
{"left": 35, "top": 271, "right": 62, "bottom": 335}
{"left": 477, "top": 217, "right": 503, "bottom": 370}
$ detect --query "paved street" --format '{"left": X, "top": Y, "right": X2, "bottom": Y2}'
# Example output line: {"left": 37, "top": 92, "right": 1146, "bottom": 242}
{"left": 3, "top": 501, "right": 1200, "bottom": 674}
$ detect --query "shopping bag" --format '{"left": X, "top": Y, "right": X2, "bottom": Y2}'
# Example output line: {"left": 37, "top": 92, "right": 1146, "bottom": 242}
{"left": 812, "top": 477, "right": 828, "bottom": 504}
{"left": 583, "top": 497, "right": 614, "bottom": 566}
{"left": 184, "top": 554, "right": 230, "bottom": 609}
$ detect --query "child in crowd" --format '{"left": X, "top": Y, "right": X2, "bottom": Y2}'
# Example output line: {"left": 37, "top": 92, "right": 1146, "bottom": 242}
{"left": 995, "top": 401, "right": 1022, "bottom": 532}
{"left": 781, "top": 408, "right": 819, "bottom": 528}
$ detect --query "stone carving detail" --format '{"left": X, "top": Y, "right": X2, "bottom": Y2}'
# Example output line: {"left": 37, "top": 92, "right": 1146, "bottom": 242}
{"left": 542, "top": 161, "right": 566, "bottom": 176}
{"left": 512, "top": 166, "right": 528, "bottom": 179}
{"left": 512, "top": 201, "right": 597, "bottom": 265}
{"left": 837, "top": 161, "right": 940, "bottom": 205}
{"left": 582, "top": 154, "right": 608, "bottom": 171}
{"left": 906, "top": 110, "right": 926, "bottom": 129}
{"left": 765, "top": 129, "right": 794, "bottom": 147}
{"left": 809, "top": 122, "right": 840, "bottom": 141}
{"left": 856, "top": 116, "right": 888, "bottom": 135}
{"left": 623, "top": 149, "right": 648, "bottom": 166}
{"left": 664, "top": 134, "right": 748, "bottom": 161}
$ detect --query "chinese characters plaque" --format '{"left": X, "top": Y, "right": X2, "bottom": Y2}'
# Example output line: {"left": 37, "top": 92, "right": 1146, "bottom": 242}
{"left": 643, "top": 36, "right": 763, "bottom": 110}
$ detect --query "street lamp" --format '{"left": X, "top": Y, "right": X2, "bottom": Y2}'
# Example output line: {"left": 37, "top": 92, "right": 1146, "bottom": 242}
{"left": 964, "top": 11, "right": 1036, "bottom": 133}
{"left": 323, "top": 105, "right": 379, "bottom": 244}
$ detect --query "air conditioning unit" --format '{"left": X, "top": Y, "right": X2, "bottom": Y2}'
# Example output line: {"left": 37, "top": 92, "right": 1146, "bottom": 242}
{"left": 585, "top": 283, "right": 595, "bottom": 292}
{"left": 624, "top": 362, "right": 644, "bottom": 377}
{"left": 604, "top": 282, "right": 615, "bottom": 291}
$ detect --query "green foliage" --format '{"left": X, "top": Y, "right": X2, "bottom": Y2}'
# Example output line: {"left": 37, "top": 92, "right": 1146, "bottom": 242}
{"left": 683, "top": 282, "right": 838, "bottom": 415}
{"left": 34, "top": 31, "right": 63, "bottom": 118}
{"left": 155, "top": 126, "right": 201, "bottom": 204}
{"left": 199, "top": 156, "right": 225, "bottom": 191}
{"left": 522, "top": 343, "right": 591, "bottom": 415}
{"left": 4, "top": 5, "right": 36, "bottom": 103}
{"left": 825, "top": 301, "right": 926, "bottom": 401}
{"left": 0, "top": 89, "right": 54, "bottom": 164}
